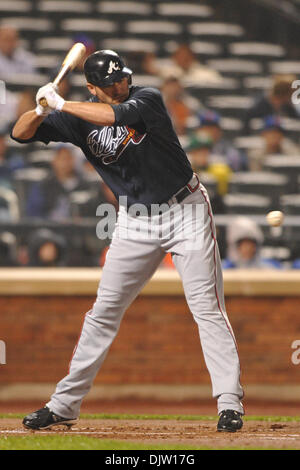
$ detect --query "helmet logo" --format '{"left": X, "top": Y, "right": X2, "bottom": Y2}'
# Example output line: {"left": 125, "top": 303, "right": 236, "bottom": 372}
{"left": 107, "top": 60, "right": 121, "bottom": 74}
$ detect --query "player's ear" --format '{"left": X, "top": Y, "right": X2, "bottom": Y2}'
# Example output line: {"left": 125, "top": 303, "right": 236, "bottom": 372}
{"left": 86, "top": 83, "right": 97, "bottom": 96}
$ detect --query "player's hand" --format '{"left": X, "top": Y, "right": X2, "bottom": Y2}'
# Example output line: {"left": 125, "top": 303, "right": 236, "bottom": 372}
{"left": 35, "top": 83, "right": 56, "bottom": 116}
{"left": 35, "top": 82, "right": 65, "bottom": 114}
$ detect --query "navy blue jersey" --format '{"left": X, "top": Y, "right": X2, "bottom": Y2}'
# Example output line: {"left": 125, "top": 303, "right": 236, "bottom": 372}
{"left": 12, "top": 86, "right": 193, "bottom": 207}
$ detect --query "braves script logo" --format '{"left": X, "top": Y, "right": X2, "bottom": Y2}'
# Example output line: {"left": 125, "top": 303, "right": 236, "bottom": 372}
{"left": 87, "top": 126, "right": 146, "bottom": 164}
{"left": 107, "top": 61, "right": 121, "bottom": 75}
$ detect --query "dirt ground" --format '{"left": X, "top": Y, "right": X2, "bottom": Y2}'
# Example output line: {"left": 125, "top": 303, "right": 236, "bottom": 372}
{"left": 1, "top": 400, "right": 300, "bottom": 449}
{"left": 0, "top": 417, "right": 300, "bottom": 449}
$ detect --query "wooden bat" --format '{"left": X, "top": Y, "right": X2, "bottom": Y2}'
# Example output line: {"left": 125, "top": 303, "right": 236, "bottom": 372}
{"left": 39, "top": 42, "right": 86, "bottom": 107}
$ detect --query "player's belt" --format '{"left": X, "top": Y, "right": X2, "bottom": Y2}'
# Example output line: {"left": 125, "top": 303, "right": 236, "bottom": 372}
{"left": 167, "top": 173, "right": 200, "bottom": 206}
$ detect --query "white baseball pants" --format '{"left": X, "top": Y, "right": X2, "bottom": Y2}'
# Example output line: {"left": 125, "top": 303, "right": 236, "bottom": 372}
{"left": 47, "top": 183, "right": 244, "bottom": 418}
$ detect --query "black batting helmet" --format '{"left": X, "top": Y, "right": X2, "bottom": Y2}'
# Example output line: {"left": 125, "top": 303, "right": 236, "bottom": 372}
{"left": 84, "top": 49, "right": 132, "bottom": 87}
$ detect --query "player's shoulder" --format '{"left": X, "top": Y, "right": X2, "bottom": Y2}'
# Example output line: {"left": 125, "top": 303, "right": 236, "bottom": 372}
{"left": 129, "top": 86, "right": 162, "bottom": 100}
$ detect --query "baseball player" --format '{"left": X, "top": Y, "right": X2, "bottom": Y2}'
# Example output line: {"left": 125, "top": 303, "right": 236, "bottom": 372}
{"left": 12, "top": 50, "right": 244, "bottom": 432}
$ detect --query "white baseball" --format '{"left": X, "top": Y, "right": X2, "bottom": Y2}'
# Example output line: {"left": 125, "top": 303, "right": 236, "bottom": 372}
{"left": 266, "top": 210, "right": 284, "bottom": 227}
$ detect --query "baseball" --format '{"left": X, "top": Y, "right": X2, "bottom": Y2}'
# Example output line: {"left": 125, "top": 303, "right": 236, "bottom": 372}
{"left": 266, "top": 210, "right": 284, "bottom": 227}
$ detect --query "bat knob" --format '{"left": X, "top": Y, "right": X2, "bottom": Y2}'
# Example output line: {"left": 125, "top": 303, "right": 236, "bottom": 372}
{"left": 39, "top": 97, "right": 48, "bottom": 108}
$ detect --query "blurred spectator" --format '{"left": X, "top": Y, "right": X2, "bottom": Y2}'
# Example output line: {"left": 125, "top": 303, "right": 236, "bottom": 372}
{"left": 196, "top": 110, "right": 248, "bottom": 171}
{"left": 80, "top": 158, "right": 118, "bottom": 212}
{"left": 158, "top": 44, "right": 223, "bottom": 85}
{"left": 0, "top": 130, "right": 12, "bottom": 189}
{"left": 186, "top": 133, "right": 215, "bottom": 172}
{"left": 292, "top": 259, "right": 300, "bottom": 268}
{"left": 244, "top": 75, "right": 298, "bottom": 134}
{"left": 0, "top": 124, "right": 25, "bottom": 189}
{"left": 27, "top": 229, "right": 67, "bottom": 267}
{"left": 161, "top": 76, "right": 202, "bottom": 136}
{"left": 0, "top": 89, "right": 35, "bottom": 129}
{"left": 185, "top": 133, "right": 226, "bottom": 213}
{"left": 222, "top": 216, "right": 282, "bottom": 269}
{"left": 0, "top": 231, "right": 17, "bottom": 266}
{"left": 26, "top": 145, "right": 88, "bottom": 220}
{"left": 0, "top": 24, "right": 36, "bottom": 79}
{"left": 126, "top": 51, "right": 160, "bottom": 76}
{"left": 248, "top": 116, "right": 300, "bottom": 171}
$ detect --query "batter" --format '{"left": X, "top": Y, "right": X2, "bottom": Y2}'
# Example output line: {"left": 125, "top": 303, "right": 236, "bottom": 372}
{"left": 11, "top": 50, "right": 244, "bottom": 432}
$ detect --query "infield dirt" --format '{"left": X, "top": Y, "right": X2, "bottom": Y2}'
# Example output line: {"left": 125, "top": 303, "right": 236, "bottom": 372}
{"left": 1, "top": 417, "right": 300, "bottom": 449}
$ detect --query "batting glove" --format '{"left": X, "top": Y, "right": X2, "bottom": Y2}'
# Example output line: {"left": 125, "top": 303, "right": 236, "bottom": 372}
{"left": 35, "top": 83, "right": 55, "bottom": 116}
{"left": 35, "top": 82, "right": 65, "bottom": 114}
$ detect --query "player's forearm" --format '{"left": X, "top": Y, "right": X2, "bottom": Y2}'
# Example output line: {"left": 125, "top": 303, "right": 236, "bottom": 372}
{"left": 12, "top": 110, "right": 45, "bottom": 140}
{"left": 62, "top": 101, "right": 116, "bottom": 126}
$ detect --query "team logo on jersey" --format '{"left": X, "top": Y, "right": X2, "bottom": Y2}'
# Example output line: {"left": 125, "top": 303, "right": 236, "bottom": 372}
{"left": 87, "top": 126, "right": 146, "bottom": 164}
{"left": 107, "top": 61, "right": 121, "bottom": 75}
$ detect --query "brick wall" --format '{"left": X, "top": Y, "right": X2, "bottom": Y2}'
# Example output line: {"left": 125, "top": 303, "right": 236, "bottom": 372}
{"left": 1, "top": 295, "right": 300, "bottom": 385}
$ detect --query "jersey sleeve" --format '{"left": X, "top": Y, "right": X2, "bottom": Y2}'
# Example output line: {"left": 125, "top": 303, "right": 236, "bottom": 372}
{"left": 11, "top": 110, "right": 81, "bottom": 146}
{"left": 111, "top": 88, "right": 168, "bottom": 131}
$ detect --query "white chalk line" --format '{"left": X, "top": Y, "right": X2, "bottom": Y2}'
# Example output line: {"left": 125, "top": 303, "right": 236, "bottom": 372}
{"left": 0, "top": 430, "right": 300, "bottom": 441}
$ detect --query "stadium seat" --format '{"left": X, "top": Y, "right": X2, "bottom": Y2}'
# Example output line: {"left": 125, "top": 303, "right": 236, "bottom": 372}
{"left": 190, "top": 40, "right": 223, "bottom": 58}
{"left": 261, "top": 245, "right": 291, "bottom": 263}
{"left": 69, "top": 73, "right": 86, "bottom": 90}
{"left": 188, "top": 22, "right": 245, "bottom": 41}
{"left": 278, "top": 117, "right": 300, "bottom": 141}
{"left": 27, "top": 150, "right": 54, "bottom": 169}
{"left": 37, "top": 0, "right": 92, "bottom": 15}
{"left": 286, "top": 195, "right": 300, "bottom": 216}
{"left": 13, "top": 168, "right": 49, "bottom": 217}
{"left": 131, "top": 74, "right": 162, "bottom": 88}
{"left": 268, "top": 61, "right": 300, "bottom": 75}
{"left": 243, "top": 76, "right": 273, "bottom": 94}
{"left": 101, "top": 38, "right": 157, "bottom": 54}
{"left": 2, "top": 16, "right": 53, "bottom": 32}
{"left": 205, "top": 95, "right": 255, "bottom": 118}
{"left": 219, "top": 117, "right": 244, "bottom": 139}
{"left": 206, "top": 58, "right": 263, "bottom": 78}
{"left": 228, "top": 42, "right": 285, "bottom": 60}
{"left": 0, "top": 187, "right": 20, "bottom": 222}
{"left": 4, "top": 73, "right": 49, "bottom": 92}
{"left": 70, "top": 190, "right": 98, "bottom": 218}
{"left": 0, "top": 0, "right": 32, "bottom": 14}
{"left": 234, "top": 135, "right": 264, "bottom": 152}
{"left": 184, "top": 77, "right": 241, "bottom": 100}
{"left": 163, "top": 40, "right": 223, "bottom": 58}
{"left": 248, "top": 117, "right": 300, "bottom": 142}
{"left": 34, "top": 37, "right": 74, "bottom": 53}
{"left": 223, "top": 193, "right": 271, "bottom": 215}
{"left": 228, "top": 171, "right": 289, "bottom": 207}
{"left": 280, "top": 194, "right": 300, "bottom": 215}
{"left": 263, "top": 155, "right": 300, "bottom": 193}
{"left": 35, "top": 54, "right": 62, "bottom": 73}
{"left": 125, "top": 20, "right": 182, "bottom": 36}
{"left": 97, "top": 1, "right": 152, "bottom": 16}
{"left": 61, "top": 18, "right": 117, "bottom": 35}
{"left": 156, "top": 3, "right": 213, "bottom": 20}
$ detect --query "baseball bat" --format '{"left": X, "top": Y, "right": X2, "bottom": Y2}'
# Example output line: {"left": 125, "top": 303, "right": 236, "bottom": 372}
{"left": 39, "top": 42, "right": 86, "bottom": 107}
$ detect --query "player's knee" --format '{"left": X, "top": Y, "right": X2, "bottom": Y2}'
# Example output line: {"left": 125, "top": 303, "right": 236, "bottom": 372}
{"left": 91, "top": 294, "right": 127, "bottom": 323}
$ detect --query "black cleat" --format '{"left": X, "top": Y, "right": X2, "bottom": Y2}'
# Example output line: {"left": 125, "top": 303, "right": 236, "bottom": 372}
{"left": 23, "top": 406, "right": 76, "bottom": 430}
{"left": 217, "top": 409, "right": 243, "bottom": 433}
